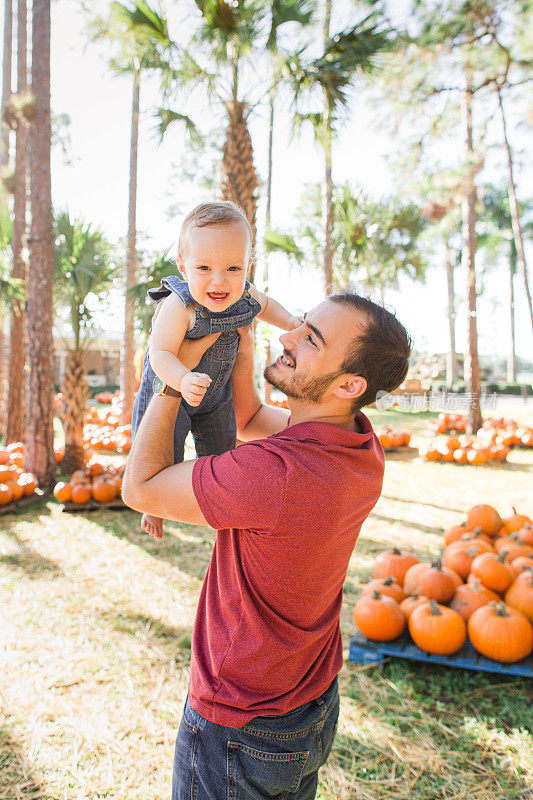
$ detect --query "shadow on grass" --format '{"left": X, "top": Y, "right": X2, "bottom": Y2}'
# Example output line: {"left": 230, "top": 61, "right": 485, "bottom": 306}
{"left": 98, "top": 605, "right": 193, "bottom": 663}
{"left": 69, "top": 507, "right": 214, "bottom": 582}
{"left": 369, "top": 513, "right": 438, "bottom": 536}
{"left": 380, "top": 495, "right": 466, "bottom": 515}
{"left": 0, "top": 721, "right": 46, "bottom": 799}
{"left": 0, "top": 520, "right": 62, "bottom": 580}
{"left": 335, "top": 659, "right": 533, "bottom": 800}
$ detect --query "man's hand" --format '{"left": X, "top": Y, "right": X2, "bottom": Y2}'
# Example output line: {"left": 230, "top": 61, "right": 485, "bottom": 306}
{"left": 180, "top": 371, "right": 212, "bottom": 406}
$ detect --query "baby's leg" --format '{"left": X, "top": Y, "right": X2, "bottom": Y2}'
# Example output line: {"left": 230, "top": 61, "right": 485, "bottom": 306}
{"left": 140, "top": 407, "right": 190, "bottom": 539}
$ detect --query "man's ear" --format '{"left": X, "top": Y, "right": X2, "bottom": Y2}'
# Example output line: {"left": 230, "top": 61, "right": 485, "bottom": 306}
{"left": 333, "top": 375, "right": 367, "bottom": 401}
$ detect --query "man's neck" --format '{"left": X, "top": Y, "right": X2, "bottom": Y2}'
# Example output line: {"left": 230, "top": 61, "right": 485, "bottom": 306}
{"left": 288, "top": 402, "right": 361, "bottom": 432}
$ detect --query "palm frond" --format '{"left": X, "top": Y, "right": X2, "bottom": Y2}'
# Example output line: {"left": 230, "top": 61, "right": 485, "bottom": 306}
{"left": 154, "top": 108, "right": 203, "bottom": 144}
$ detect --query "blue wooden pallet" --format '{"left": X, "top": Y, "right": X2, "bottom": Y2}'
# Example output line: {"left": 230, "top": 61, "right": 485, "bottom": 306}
{"left": 349, "top": 628, "right": 533, "bottom": 678}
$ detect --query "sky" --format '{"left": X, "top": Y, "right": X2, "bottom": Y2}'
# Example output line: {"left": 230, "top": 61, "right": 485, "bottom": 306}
{"left": 2, "top": 0, "right": 532, "bottom": 366}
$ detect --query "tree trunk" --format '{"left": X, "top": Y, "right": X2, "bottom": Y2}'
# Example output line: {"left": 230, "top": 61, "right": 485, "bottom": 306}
{"left": 445, "top": 240, "right": 458, "bottom": 388}
{"left": 6, "top": 0, "right": 28, "bottom": 444}
{"left": 462, "top": 71, "right": 482, "bottom": 434}
{"left": 322, "top": 0, "right": 333, "bottom": 295}
{"left": 26, "top": 0, "right": 56, "bottom": 488}
{"left": 497, "top": 87, "right": 533, "bottom": 337}
{"left": 507, "top": 247, "right": 516, "bottom": 383}
{"left": 60, "top": 350, "right": 88, "bottom": 473}
{"left": 263, "top": 79, "right": 275, "bottom": 405}
{"left": 221, "top": 99, "right": 259, "bottom": 281}
{"left": 1, "top": 0, "right": 12, "bottom": 170}
{"left": 120, "top": 70, "right": 140, "bottom": 426}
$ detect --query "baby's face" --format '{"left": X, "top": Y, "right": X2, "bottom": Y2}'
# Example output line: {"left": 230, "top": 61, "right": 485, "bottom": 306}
{"left": 179, "top": 222, "right": 251, "bottom": 312}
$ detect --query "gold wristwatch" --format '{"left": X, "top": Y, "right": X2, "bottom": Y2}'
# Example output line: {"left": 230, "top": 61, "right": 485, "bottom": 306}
{"left": 152, "top": 377, "right": 181, "bottom": 398}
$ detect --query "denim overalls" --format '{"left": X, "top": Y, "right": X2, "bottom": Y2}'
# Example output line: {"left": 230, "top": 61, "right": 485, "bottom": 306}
{"left": 131, "top": 276, "right": 262, "bottom": 462}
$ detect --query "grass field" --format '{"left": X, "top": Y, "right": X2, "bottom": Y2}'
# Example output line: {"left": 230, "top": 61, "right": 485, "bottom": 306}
{"left": 1, "top": 404, "right": 532, "bottom": 799}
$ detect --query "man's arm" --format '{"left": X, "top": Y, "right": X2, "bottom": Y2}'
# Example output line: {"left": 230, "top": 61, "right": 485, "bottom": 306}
{"left": 231, "top": 326, "right": 289, "bottom": 442}
{"left": 121, "top": 333, "right": 222, "bottom": 527}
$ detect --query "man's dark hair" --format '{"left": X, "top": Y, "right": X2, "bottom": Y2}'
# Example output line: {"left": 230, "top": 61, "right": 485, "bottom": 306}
{"left": 330, "top": 292, "right": 412, "bottom": 411}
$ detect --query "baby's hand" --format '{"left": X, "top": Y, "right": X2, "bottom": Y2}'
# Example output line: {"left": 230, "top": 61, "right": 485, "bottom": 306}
{"left": 180, "top": 371, "right": 212, "bottom": 406}
{"left": 287, "top": 315, "right": 304, "bottom": 330}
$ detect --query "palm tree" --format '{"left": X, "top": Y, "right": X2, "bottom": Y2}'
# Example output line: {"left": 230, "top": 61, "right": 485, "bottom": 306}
{"left": 158, "top": 0, "right": 282, "bottom": 281}
{"left": 1, "top": 0, "right": 12, "bottom": 171}
{"left": 26, "top": 0, "right": 56, "bottom": 489}
{"left": 53, "top": 212, "right": 115, "bottom": 473}
{"left": 91, "top": 0, "right": 172, "bottom": 425}
{"left": 6, "top": 0, "right": 28, "bottom": 444}
{"left": 266, "top": 182, "right": 426, "bottom": 298}
{"left": 283, "top": 9, "right": 394, "bottom": 293}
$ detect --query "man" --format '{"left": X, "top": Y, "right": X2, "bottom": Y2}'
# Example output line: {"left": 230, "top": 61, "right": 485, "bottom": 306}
{"left": 122, "top": 292, "right": 411, "bottom": 800}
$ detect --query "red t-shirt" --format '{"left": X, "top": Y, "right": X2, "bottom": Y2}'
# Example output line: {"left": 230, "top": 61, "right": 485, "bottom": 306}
{"left": 190, "top": 413, "right": 384, "bottom": 727}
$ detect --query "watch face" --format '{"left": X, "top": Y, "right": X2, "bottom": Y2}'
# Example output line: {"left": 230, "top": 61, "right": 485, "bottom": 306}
{"left": 152, "top": 376, "right": 164, "bottom": 396}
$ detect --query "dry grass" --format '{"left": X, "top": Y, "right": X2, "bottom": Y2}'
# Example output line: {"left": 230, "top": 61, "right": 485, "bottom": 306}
{"left": 1, "top": 404, "right": 532, "bottom": 799}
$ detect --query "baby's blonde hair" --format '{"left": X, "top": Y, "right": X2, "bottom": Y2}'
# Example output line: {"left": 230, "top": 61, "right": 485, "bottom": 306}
{"left": 178, "top": 201, "right": 252, "bottom": 258}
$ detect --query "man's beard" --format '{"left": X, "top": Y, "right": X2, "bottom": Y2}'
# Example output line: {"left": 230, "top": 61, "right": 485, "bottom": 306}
{"left": 263, "top": 361, "right": 341, "bottom": 403}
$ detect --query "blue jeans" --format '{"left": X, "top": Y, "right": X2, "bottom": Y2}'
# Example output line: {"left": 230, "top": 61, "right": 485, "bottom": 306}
{"left": 131, "top": 347, "right": 237, "bottom": 463}
{"left": 171, "top": 677, "right": 340, "bottom": 800}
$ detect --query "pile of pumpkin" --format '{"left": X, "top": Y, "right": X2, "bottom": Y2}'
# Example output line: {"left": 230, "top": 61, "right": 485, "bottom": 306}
{"left": 94, "top": 390, "right": 118, "bottom": 404}
{"left": 84, "top": 405, "right": 132, "bottom": 453}
{"left": 482, "top": 416, "right": 533, "bottom": 449}
{"left": 0, "top": 443, "right": 39, "bottom": 507}
{"left": 53, "top": 462, "right": 125, "bottom": 505}
{"left": 377, "top": 426, "right": 411, "bottom": 451}
{"left": 427, "top": 413, "right": 467, "bottom": 434}
{"left": 353, "top": 504, "right": 533, "bottom": 663}
{"left": 419, "top": 433, "right": 509, "bottom": 465}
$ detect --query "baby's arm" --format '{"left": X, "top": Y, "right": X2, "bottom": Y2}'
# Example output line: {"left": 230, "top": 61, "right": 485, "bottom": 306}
{"left": 149, "top": 295, "right": 211, "bottom": 406}
{"left": 247, "top": 284, "right": 301, "bottom": 330}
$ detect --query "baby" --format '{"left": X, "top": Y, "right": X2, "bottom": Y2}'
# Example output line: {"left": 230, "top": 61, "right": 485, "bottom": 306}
{"left": 131, "top": 201, "right": 300, "bottom": 539}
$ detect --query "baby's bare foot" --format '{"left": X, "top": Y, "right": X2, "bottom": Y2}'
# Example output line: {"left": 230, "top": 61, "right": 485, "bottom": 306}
{"left": 141, "top": 513, "right": 164, "bottom": 540}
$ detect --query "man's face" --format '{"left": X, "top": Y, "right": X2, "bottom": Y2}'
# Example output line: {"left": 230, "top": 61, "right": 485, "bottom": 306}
{"left": 264, "top": 299, "right": 366, "bottom": 403}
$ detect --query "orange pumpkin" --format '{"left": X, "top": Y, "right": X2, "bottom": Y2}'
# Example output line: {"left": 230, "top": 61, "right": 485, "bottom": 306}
{"left": 0, "top": 465, "right": 17, "bottom": 483}
{"left": 517, "top": 525, "right": 533, "bottom": 547}
{"left": 0, "top": 483, "right": 14, "bottom": 505}
{"left": 71, "top": 484, "right": 91, "bottom": 505}
{"left": 453, "top": 448, "right": 469, "bottom": 464}
{"left": 53, "top": 482, "right": 72, "bottom": 503}
{"left": 470, "top": 551, "right": 515, "bottom": 594}
{"left": 373, "top": 549, "right": 420, "bottom": 586}
{"left": 503, "top": 509, "right": 532, "bottom": 535}
{"left": 362, "top": 577, "right": 406, "bottom": 604}
{"left": 467, "top": 504, "right": 502, "bottom": 536}
{"left": 70, "top": 469, "right": 88, "bottom": 485}
{"left": 399, "top": 593, "right": 430, "bottom": 619}
{"left": 353, "top": 590, "right": 406, "bottom": 641}
{"left": 495, "top": 532, "right": 533, "bottom": 556}
{"left": 91, "top": 479, "right": 116, "bottom": 503}
{"left": 408, "top": 599, "right": 466, "bottom": 655}
{"left": 449, "top": 578, "right": 499, "bottom": 621}
{"left": 419, "top": 558, "right": 456, "bottom": 604}
{"left": 4, "top": 479, "right": 23, "bottom": 501}
{"left": 443, "top": 522, "right": 471, "bottom": 546}
{"left": 443, "top": 541, "right": 492, "bottom": 580}
{"left": 468, "top": 602, "right": 533, "bottom": 663}
{"left": 88, "top": 462, "right": 105, "bottom": 478}
{"left": 511, "top": 556, "right": 533, "bottom": 576}
{"left": 19, "top": 473, "right": 37, "bottom": 495}
{"left": 504, "top": 573, "right": 533, "bottom": 622}
{"left": 403, "top": 562, "right": 430, "bottom": 595}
